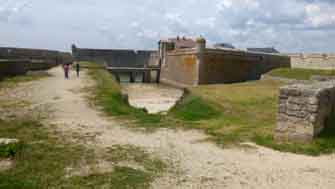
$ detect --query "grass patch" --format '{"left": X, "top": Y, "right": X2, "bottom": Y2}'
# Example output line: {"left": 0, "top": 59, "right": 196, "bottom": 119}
{"left": 0, "top": 119, "right": 95, "bottom": 188}
{"left": 0, "top": 118, "right": 166, "bottom": 188}
{"left": 254, "top": 118, "right": 335, "bottom": 156}
{"left": 64, "top": 143, "right": 166, "bottom": 188}
{"left": 185, "top": 80, "right": 282, "bottom": 145}
{"left": 268, "top": 68, "right": 335, "bottom": 80}
{"left": 106, "top": 145, "right": 167, "bottom": 173}
{"left": 66, "top": 144, "right": 166, "bottom": 189}
{"left": 86, "top": 62, "right": 220, "bottom": 127}
{"left": 190, "top": 80, "right": 335, "bottom": 155}
{"left": 85, "top": 61, "right": 335, "bottom": 155}
{"left": 0, "top": 71, "right": 50, "bottom": 89}
{"left": 172, "top": 95, "right": 220, "bottom": 121}
{"left": 0, "top": 141, "right": 23, "bottom": 158}
{"left": 271, "top": 112, "right": 335, "bottom": 156}
{"left": 68, "top": 166, "right": 152, "bottom": 189}
{"left": 86, "top": 63, "right": 168, "bottom": 128}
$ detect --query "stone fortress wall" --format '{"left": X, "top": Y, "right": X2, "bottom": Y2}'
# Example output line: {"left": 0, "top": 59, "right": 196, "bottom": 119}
{"left": 199, "top": 49, "right": 290, "bottom": 84}
{"left": 160, "top": 37, "right": 291, "bottom": 87}
{"left": 0, "top": 47, "right": 73, "bottom": 79}
{"left": 72, "top": 45, "right": 158, "bottom": 68}
{"left": 160, "top": 49, "right": 199, "bottom": 87}
{"left": 288, "top": 53, "right": 335, "bottom": 70}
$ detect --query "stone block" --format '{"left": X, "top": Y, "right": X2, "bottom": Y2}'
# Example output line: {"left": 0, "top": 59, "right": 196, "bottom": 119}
{"left": 275, "top": 82, "right": 335, "bottom": 143}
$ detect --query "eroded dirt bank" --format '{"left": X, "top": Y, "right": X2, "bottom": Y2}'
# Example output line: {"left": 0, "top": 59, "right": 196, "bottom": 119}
{"left": 122, "top": 83, "right": 184, "bottom": 114}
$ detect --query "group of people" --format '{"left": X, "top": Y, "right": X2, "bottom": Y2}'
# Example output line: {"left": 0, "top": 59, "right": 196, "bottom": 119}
{"left": 62, "top": 62, "right": 80, "bottom": 79}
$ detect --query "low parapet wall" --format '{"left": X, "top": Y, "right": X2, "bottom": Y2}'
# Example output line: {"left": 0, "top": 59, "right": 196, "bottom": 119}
{"left": 288, "top": 53, "right": 335, "bottom": 70}
{"left": 0, "top": 60, "right": 60, "bottom": 79}
{"left": 0, "top": 47, "right": 73, "bottom": 79}
{"left": 275, "top": 82, "right": 335, "bottom": 142}
{"left": 0, "top": 47, "right": 73, "bottom": 65}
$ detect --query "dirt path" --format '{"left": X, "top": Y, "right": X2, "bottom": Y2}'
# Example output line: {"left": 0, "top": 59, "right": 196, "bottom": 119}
{"left": 16, "top": 67, "right": 335, "bottom": 188}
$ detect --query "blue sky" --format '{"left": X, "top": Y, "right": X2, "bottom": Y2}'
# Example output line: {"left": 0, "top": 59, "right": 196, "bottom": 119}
{"left": 0, "top": 0, "right": 335, "bottom": 52}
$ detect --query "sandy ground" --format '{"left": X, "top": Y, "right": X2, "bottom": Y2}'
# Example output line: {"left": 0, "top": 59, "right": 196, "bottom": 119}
{"left": 122, "top": 83, "right": 184, "bottom": 114}
{"left": 3, "top": 66, "right": 335, "bottom": 189}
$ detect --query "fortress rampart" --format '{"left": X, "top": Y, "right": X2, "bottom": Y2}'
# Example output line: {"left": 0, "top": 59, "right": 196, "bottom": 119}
{"left": 160, "top": 37, "right": 291, "bottom": 87}
{"left": 0, "top": 47, "right": 73, "bottom": 79}
{"left": 72, "top": 45, "right": 158, "bottom": 68}
{"left": 288, "top": 53, "right": 335, "bottom": 70}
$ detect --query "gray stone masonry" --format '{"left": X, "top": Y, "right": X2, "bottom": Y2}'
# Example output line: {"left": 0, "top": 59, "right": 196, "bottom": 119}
{"left": 275, "top": 81, "right": 335, "bottom": 142}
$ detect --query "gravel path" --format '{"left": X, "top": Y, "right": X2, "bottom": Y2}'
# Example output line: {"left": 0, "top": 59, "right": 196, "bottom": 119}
{"left": 10, "top": 67, "right": 335, "bottom": 189}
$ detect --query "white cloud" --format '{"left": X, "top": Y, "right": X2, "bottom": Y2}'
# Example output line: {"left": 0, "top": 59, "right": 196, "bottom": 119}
{"left": 304, "top": 3, "right": 335, "bottom": 27}
{"left": 0, "top": 0, "right": 335, "bottom": 52}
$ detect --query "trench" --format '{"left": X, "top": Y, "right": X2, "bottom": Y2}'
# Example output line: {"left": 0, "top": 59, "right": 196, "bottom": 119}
{"left": 121, "top": 83, "right": 184, "bottom": 114}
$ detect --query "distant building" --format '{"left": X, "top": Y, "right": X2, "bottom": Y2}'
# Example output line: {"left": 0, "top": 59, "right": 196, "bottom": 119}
{"left": 213, "top": 43, "right": 235, "bottom": 49}
{"left": 247, "top": 47, "right": 280, "bottom": 54}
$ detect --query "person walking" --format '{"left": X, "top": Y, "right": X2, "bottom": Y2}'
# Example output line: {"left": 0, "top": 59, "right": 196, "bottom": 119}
{"left": 75, "top": 62, "right": 80, "bottom": 77}
{"left": 63, "top": 63, "right": 70, "bottom": 79}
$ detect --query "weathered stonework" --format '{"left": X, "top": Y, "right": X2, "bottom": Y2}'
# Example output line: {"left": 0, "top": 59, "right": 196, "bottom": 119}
{"left": 288, "top": 53, "right": 335, "bottom": 70}
{"left": 160, "top": 37, "right": 291, "bottom": 87}
{"left": 71, "top": 45, "right": 158, "bottom": 68}
{"left": 275, "top": 82, "right": 335, "bottom": 142}
{"left": 0, "top": 47, "right": 73, "bottom": 79}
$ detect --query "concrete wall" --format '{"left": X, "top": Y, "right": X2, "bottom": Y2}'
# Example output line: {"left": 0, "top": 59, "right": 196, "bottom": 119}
{"left": 160, "top": 49, "right": 199, "bottom": 87}
{"left": 288, "top": 53, "right": 335, "bottom": 70}
{"left": 72, "top": 46, "right": 158, "bottom": 68}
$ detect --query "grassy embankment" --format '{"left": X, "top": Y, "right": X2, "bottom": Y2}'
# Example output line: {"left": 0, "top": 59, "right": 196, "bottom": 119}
{"left": 85, "top": 63, "right": 335, "bottom": 156}
{"left": 268, "top": 68, "right": 335, "bottom": 80}
{"left": 0, "top": 71, "right": 166, "bottom": 188}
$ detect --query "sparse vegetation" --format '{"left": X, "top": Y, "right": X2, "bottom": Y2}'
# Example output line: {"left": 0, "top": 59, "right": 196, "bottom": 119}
{"left": 171, "top": 95, "right": 221, "bottom": 121}
{"left": 254, "top": 112, "right": 335, "bottom": 156}
{"left": 268, "top": 68, "right": 335, "bottom": 80}
{"left": 0, "top": 140, "right": 22, "bottom": 158}
{"left": 65, "top": 144, "right": 166, "bottom": 189}
{"left": 86, "top": 62, "right": 335, "bottom": 156}
{"left": 85, "top": 62, "right": 163, "bottom": 126}
{"left": 0, "top": 71, "right": 50, "bottom": 89}
{"left": 0, "top": 118, "right": 166, "bottom": 188}
{"left": 106, "top": 145, "right": 167, "bottom": 174}
{"left": 85, "top": 62, "right": 219, "bottom": 128}
{"left": 0, "top": 71, "right": 166, "bottom": 188}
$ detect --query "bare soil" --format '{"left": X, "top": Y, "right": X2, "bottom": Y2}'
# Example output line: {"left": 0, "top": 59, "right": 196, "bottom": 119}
{"left": 122, "top": 83, "right": 184, "bottom": 114}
